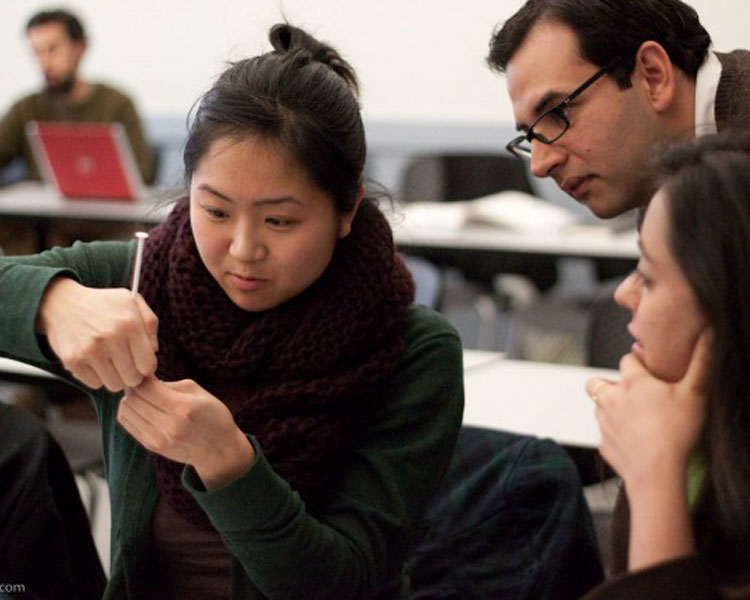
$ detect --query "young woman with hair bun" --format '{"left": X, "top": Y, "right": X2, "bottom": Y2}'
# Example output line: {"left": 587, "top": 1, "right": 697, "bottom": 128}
{"left": 0, "top": 24, "right": 463, "bottom": 599}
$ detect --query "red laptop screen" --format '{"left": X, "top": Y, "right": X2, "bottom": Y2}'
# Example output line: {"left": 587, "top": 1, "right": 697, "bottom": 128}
{"left": 27, "top": 121, "right": 141, "bottom": 201}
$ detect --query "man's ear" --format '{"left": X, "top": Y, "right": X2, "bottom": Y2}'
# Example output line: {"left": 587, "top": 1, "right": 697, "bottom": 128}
{"left": 633, "top": 41, "right": 676, "bottom": 113}
{"left": 338, "top": 185, "right": 365, "bottom": 238}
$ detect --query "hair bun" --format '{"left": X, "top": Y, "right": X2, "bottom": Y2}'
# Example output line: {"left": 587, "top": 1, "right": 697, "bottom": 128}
{"left": 269, "top": 23, "right": 359, "bottom": 96}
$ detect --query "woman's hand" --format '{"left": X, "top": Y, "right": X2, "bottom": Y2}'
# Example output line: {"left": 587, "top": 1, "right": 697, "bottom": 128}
{"left": 37, "top": 277, "right": 159, "bottom": 391}
{"left": 586, "top": 330, "right": 711, "bottom": 489}
{"left": 586, "top": 331, "right": 712, "bottom": 571}
{"left": 118, "top": 376, "right": 256, "bottom": 491}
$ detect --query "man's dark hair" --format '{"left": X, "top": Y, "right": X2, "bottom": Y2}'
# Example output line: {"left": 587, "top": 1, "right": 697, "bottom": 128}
{"left": 488, "top": 0, "right": 711, "bottom": 89}
{"left": 26, "top": 8, "right": 86, "bottom": 43}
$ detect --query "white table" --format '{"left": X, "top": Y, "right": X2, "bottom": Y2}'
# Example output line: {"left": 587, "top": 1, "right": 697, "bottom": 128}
{"left": 0, "top": 181, "right": 171, "bottom": 223}
{"left": 2, "top": 350, "right": 613, "bottom": 448}
{"left": 0, "top": 182, "right": 637, "bottom": 262}
{"left": 462, "top": 352, "right": 615, "bottom": 448}
{"left": 389, "top": 204, "right": 639, "bottom": 260}
{"left": 0, "top": 182, "right": 174, "bottom": 250}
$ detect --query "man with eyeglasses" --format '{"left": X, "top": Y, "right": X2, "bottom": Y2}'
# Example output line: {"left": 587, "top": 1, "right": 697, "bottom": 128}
{"left": 488, "top": 0, "right": 750, "bottom": 219}
{"left": 479, "top": 3, "right": 750, "bottom": 599}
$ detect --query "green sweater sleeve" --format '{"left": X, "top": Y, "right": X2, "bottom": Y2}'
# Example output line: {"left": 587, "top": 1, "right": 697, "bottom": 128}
{"left": 0, "top": 240, "right": 135, "bottom": 366}
{"left": 183, "top": 306, "right": 464, "bottom": 600}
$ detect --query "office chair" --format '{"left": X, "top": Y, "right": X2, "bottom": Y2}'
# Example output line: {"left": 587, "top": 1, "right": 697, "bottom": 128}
{"left": 399, "top": 153, "right": 562, "bottom": 350}
{"left": 399, "top": 152, "right": 558, "bottom": 294}
{"left": 504, "top": 298, "right": 589, "bottom": 364}
{"left": 0, "top": 402, "right": 106, "bottom": 599}
{"left": 0, "top": 157, "right": 29, "bottom": 187}
{"left": 403, "top": 254, "right": 443, "bottom": 309}
{"left": 584, "top": 277, "right": 634, "bottom": 369}
{"left": 401, "top": 153, "right": 535, "bottom": 203}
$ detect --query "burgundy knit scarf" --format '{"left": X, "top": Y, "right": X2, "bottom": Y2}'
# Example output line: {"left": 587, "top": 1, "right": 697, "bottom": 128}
{"left": 137, "top": 198, "right": 414, "bottom": 527}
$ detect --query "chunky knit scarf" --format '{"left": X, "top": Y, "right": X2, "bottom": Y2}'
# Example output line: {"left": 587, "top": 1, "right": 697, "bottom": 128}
{"left": 137, "top": 198, "right": 414, "bottom": 527}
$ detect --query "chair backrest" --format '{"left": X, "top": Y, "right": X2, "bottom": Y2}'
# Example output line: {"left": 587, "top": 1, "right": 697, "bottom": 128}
{"left": 585, "top": 278, "right": 634, "bottom": 369}
{"left": 403, "top": 254, "right": 443, "bottom": 309}
{"left": 399, "top": 153, "right": 558, "bottom": 291}
{"left": 401, "top": 153, "right": 534, "bottom": 203}
{"left": 0, "top": 157, "right": 30, "bottom": 186}
{"left": 0, "top": 403, "right": 106, "bottom": 598}
{"left": 149, "top": 143, "right": 162, "bottom": 186}
{"left": 504, "top": 299, "right": 589, "bottom": 364}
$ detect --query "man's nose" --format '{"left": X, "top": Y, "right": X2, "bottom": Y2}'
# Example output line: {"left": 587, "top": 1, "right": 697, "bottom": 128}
{"left": 529, "top": 139, "right": 566, "bottom": 179}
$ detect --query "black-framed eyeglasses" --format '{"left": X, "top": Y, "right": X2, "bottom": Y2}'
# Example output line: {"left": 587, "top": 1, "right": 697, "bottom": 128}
{"left": 506, "top": 55, "right": 625, "bottom": 160}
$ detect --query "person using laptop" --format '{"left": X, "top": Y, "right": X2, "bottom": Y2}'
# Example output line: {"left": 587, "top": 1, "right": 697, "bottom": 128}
{"left": 0, "top": 8, "right": 154, "bottom": 255}
{"left": 584, "top": 132, "right": 750, "bottom": 598}
{"left": 0, "top": 8, "right": 153, "bottom": 185}
{"left": 488, "top": 0, "right": 750, "bottom": 220}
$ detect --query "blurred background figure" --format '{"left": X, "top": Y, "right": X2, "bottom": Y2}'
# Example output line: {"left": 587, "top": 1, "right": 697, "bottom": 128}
{"left": 0, "top": 7, "right": 154, "bottom": 255}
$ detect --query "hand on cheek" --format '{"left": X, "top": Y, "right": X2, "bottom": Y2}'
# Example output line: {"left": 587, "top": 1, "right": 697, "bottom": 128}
{"left": 117, "top": 376, "right": 256, "bottom": 491}
{"left": 586, "top": 329, "right": 712, "bottom": 491}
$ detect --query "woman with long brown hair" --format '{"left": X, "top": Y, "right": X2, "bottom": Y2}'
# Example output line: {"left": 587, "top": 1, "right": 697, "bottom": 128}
{"left": 585, "top": 131, "right": 750, "bottom": 598}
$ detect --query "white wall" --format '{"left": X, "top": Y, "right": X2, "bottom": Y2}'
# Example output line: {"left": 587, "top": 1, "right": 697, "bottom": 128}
{"left": 2, "top": 0, "right": 749, "bottom": 126}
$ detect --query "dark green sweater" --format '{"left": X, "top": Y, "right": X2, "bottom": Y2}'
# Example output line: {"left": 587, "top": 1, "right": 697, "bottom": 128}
{"left": 0, "top": 241, "right": 464, "bottom": 599}
{"left": 0, "top": 83, "right": 154, "bottom": 184}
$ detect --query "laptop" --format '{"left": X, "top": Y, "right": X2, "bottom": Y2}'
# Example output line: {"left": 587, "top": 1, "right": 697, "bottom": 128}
{"left": 26, "top": 121, "right": 146, "bottom": 201}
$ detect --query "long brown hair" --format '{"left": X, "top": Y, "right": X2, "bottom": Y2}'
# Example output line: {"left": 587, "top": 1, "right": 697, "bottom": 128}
{"left": 655, "top": 131, "right": 750, "bottom": 574}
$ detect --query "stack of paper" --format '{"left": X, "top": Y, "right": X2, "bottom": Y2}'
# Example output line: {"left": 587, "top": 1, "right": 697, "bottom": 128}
{"left": 401, "top": 190, "right": 579, "bottom": 234}
{"left": 467, "top": 191, "right": 579, "bottom": 232}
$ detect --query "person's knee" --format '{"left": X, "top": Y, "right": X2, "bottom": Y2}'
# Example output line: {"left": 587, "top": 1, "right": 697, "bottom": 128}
{"left": 534, "top": 439, "right": 582, "bottom": 490}
{"left": 0, "top": 403, "right": 49, "bottom": 457}
{"left": 505, "top": 437, "right": 587, "bottom": 517}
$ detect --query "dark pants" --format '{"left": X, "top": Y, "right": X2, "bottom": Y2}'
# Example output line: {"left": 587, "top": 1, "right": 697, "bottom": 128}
{"left": 408, "top": 427, "right": 604, "bottom": 599}
{"left": 0, "top": 403, "right": 105, "bottom": 600}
